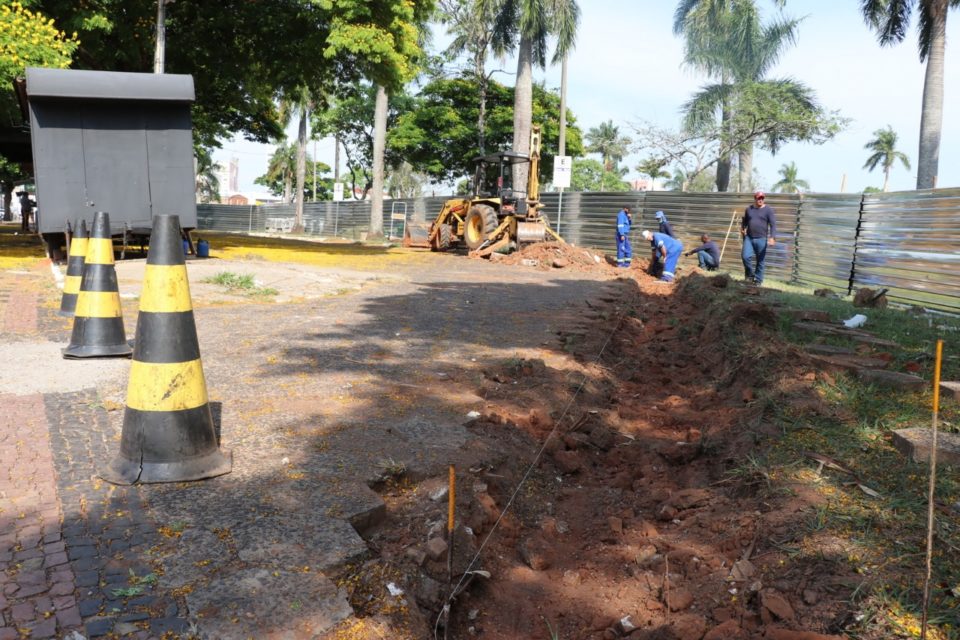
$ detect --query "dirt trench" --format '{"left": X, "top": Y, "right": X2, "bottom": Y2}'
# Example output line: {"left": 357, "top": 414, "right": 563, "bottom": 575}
{"left": 329, "top": 270, "right": 860, "bottom": 640}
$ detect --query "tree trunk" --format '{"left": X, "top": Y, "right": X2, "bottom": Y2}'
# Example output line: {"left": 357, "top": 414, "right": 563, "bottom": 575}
{"left": 283, "top": 173, "right": 291, "bottom": 204}
{"left": 334, "top": 134, "right": 341, "bottom": 182}
{"left": 559, "top": 55, "right": 568, "bottom": 157}
{"left": 369, "top": 84, "right": 388, "bottom": 240}
{"left": 916, "top": 1, "right": 946, "bottom": 189}
{"left": 738, "top": 144, "right": 753, "bottom": 193}
{"left": 1, "top": 185, "right": 11, "bottom": 222}
{"left": 715, "top": 101, "right": 732, "bottom": 192}
{"left": 512, "top": 35, "right": 534, "bottom": 194}
{"left": 293, "top": 105, "right": 308, "bottom": 233}
{"left": 883, "top": 166, "right": 890, "bottom": 192}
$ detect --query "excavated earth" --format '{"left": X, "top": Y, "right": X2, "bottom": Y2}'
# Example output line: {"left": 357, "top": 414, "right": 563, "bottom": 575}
{"left": 340, "top": 261, "right": 861, "bottom": 640}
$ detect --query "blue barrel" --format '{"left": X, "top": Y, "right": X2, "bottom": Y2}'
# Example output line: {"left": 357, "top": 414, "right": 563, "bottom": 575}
{"left": 196, "top": 239, "right": 210, "bottom": 258}
{"left": 182, "top": 239, "right": 190, "bottom": 255}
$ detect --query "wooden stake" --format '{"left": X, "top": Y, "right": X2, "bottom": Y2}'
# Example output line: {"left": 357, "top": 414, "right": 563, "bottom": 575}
{"left": 447, "top": 464, "right": 456, "bottom": 586}
{"left": 920, "top": 339, "right": 944, "bottom": 639}
{"left": 719, "top": 209, "right": 739, "bottom": 265}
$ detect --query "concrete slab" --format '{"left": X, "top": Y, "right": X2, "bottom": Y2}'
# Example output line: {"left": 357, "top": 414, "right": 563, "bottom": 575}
{"left": 856, "top": 369, "right": 926, "bottom": 391}
{"left": 940, "top": 381, "right": 960, "bottom": 402}
{"left": 804, "top": 344, "right": 856, "bottom": 356}
{"left": 233, "top": 514, "right": 367, "bottom": 571}
{"left": 185, "top": 567, "right": 352, "bottom": 639}
{"left": 808, "top": 354, "right": 889, "bottom": 373}
{"left": 892, "top": 428, "right": 960, "bottom": 466}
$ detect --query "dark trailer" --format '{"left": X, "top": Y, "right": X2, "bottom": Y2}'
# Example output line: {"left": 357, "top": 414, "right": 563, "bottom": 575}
{"left": 26, "top": 67, "right": 197, "bottom": 257}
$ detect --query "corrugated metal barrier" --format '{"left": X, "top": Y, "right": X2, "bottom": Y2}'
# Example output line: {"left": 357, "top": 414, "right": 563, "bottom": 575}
{"left": 196, "top": 188, "right": 960, "bottom": 312}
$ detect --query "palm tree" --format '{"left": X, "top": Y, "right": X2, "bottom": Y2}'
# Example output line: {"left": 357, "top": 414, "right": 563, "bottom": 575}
{"left": 492, "top": 0, "right": 580, "bottom": 190}
{"left": 861, "top": 0, "right": 957, "bottom": 189}
{"left": 278, "top": 86, "right": 314, "bottom": 232}
{"left": 261, "top": 143, "right": 298, "bottom": 204}
{"left": 194, "top": 149, "right": 221, "bottom": 203}
{"left": 369, "top": 84, "right": 388, "bottom": 240}
{"left": 441, "top": 0, "right": 500, "bottom": 154}
{"left": 585, "top": 120, "right": 631, "bottom": 191}
{"left": 863, "top": 126, "right": 911, "bottom": 192}
{"left": 772, "top": 161, "right": 809, "bottom": 193}
{"left": 676, "top": 0, "right": 799, "bottom": 191}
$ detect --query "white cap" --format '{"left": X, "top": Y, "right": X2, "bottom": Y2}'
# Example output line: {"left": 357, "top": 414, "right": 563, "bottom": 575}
{"left": 642, "top": 230, "right": 652, "bottom": 240}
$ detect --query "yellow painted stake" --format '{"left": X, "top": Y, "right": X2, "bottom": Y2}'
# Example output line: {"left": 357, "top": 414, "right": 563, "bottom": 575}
{"left": 719, "top": 209, "right": 739, "bottom": 265}
{"left": 447, "top": 464, "right": 456, "bottom": 586}
{"left": 921, "top": 339, "right": 943, "bottom": 640}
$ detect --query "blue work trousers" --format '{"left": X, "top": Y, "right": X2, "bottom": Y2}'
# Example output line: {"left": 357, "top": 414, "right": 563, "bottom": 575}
{"left": 697, "top": 251, "right": 718, "bottom": 270}
{"left": 661, "top": 245, "right": 682, "bottom": 281}
{"left": 741, "top": 236, "right": 768, "bottom": 283}
{"left": 616, "top": 234, "right": 632, "bottom": 267}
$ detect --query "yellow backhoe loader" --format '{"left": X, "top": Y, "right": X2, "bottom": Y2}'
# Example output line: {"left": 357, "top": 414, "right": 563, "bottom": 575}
{"left": 404, "top": 125, "right": 562, "bottom": 256}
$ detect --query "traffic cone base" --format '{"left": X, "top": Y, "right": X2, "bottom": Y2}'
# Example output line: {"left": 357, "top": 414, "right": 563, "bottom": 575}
{"left": 101, "top": 213, "right": 230, "bottom": 485}
{"left": 102, "top": 406, "right": 232, "bottom": 484}
{"left": 58, "top": 220, "right": 88, "bottom": 317}
{"left": 64, "top": 212, "right": 131, "bottom": 358}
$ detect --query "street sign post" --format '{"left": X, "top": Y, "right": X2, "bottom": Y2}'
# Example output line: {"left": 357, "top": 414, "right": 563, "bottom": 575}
{"left": 333, "top": 182, "right": 344, "bottom": 202}
{"left": 553, "top": 156, "right": 572, "bottom": 235}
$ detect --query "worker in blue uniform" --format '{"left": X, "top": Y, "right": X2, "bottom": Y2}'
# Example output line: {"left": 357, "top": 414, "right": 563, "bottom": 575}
{"left": 643, "top": 229, "right": 683, "bottom": 282}
{"left": 654, "top": 210, "right": 676, "bottom": 238}
{"left": 615, "top": 206, "right": 632, "bottom": 268}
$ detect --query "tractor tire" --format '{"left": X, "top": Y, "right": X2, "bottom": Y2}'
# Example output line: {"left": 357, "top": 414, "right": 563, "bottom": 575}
{"left": 463, "top": 204, "right": 499, "bottom": 250}
{"left": 432, "top": 223, "right": 453, "bottom": 251}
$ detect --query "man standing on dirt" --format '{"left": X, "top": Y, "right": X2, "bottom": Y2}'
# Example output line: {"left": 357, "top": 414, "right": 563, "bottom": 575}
{"left": 654, "top": 211, "right": 676, "bottom": 238}
{"left": 685, "top": 234, "right": 720, "bottom": 271}
{"left": 740, "top": 191, "right": 777, "bottom": 285}
{"left": 642, "top": 230, "right": 683, "bottom": 282}
{"left": 616, "top": 206, "right": 633, "bottom": 268}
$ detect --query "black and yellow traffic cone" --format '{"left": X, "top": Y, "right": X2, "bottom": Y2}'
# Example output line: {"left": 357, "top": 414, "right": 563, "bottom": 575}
{"left": 63, "top": 211, "right": 132, "bottom": 358}
{"left": 101, "top": 214, "right": 231, "bottom": 484}
{"left": 58, "top": 219, "right": 89, "bottom": 317}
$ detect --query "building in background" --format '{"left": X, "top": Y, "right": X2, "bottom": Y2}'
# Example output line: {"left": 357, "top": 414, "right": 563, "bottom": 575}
{"left": 215, "top": 156, "right": 239, "bottom": 199}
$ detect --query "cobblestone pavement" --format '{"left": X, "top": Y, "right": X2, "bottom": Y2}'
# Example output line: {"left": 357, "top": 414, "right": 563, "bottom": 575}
{"left": 0, "top": 394, "right": 77, "bottom": 640}
{"left": 2, "top": 251, "right": 619, "bottom": 638}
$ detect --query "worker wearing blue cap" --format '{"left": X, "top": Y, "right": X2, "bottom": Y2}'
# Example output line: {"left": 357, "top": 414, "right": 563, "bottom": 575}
{"left": 654, "top": 210, "right": 676, "bottom": 238}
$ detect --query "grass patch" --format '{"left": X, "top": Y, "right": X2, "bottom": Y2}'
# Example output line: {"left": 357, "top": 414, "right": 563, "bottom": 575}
{"left": 203, "top": 271, "right": 278, "bottom": 298}
{"left": 734, "top": 281, "right": 960, "bottom": 638}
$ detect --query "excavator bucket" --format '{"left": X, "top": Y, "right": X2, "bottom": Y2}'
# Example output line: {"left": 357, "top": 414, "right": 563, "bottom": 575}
{"left": 403, "top": 222, "right": 431, "bottom": 248}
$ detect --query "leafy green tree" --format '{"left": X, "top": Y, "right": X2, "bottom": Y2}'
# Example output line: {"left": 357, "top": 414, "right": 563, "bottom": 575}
{"left": 388, "top": 161, "right": 428, "bottom": 198}
{"left": 677, "top": 0, "right": 812, "bottom": 191}
{"left": 390, "top": 75, "right": 584, "bottom": 186}
{"left": 863, "top": 125, "right": 911, "bottom": 192}
{"left": 255, "top": 145, "right": 332, "bottom": 202}
{"left": 24, "top": 0, "right": 432, "bottom": 147}
{"left": 438, "top": 0, "right": 501, "bottom": 155}
{"left": 584, "top": 120, "right": 631, "bottom": 191}
{"left": 314, "top": 84, "right": 418, "bottom": 201}
{"left": 636, "top": 158, "right": 671, "bottom": 183}
{"left": 772, "top": 161, "right": 809, "bottom": 193}
{"left": 194, "top": 147, "right": 221, "bottom": 204}
{"left": 570, "top": 158, "right": 629, "bottom": 192}
{"left": 277, "top": 86, "right": 317, "bottom": 231}
{"left": 491, "top": 0, "right": 580, "bottom": 190}
{"left": 861, "top": 0, "right": 957, "bottom": 189}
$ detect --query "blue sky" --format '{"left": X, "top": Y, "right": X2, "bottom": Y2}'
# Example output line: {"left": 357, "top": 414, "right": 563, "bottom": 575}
{"left": 215, "top": 1, "right": 960, "bottom": 194}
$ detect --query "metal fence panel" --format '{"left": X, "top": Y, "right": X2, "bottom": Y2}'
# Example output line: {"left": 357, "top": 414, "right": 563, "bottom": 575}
{"left": 196, "top": 189, "right": 960, "bottom": 312}
{"left": 793, "top": 193, "right": 862, "bottom": 292}
{"left": 856, "top": 188, "right": 960, "bottom": 311}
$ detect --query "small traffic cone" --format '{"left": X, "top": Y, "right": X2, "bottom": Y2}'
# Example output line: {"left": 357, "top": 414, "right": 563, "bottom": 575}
{"left": 101, "top": 214, "right": 231, "bottom": 484}
{"left": 58, "top": 219, "right": 89, "bottom": 317}
{"left": 63, "top": 211, "right": 132, "bottom": 358}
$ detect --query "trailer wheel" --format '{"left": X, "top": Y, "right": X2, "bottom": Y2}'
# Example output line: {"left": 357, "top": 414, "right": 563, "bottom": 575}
{"left": 464, "top": 205, "right": 498, "bottom": 250}
{"left": 432, "top": 223, "right": 453, "bottom": 251}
